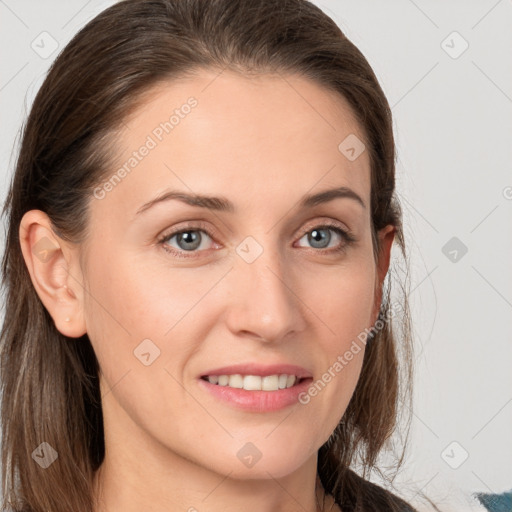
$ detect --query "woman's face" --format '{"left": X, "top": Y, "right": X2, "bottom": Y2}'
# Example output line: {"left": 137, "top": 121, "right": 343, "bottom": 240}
{"left": 69, "top": 70, "right": 393, "bottom": 479}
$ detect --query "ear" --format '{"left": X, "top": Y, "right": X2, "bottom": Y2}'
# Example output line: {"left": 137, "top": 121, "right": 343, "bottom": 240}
{"left": 19, "top": 209, "right": 87, "bottom": 338}
{"left": 371, "top": 224, "right": 396, "bottom": 325}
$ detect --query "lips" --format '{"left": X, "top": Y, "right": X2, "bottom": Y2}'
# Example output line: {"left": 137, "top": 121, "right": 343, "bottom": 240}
{"left": 197, "top": 364, "right": 314, "bottom": 412}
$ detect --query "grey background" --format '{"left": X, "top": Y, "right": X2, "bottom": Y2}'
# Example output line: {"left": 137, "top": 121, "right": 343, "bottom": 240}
{"left": 1, "top": 1, "right": 511, "bottom": 510}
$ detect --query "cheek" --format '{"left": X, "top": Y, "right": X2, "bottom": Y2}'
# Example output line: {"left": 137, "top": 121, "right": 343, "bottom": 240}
{"left": 301, "top": 257, "right": 376, "bottom": 346}
{"left": 81, "top": 250, "right": 217, "bottom": 433}
{"left": 81, "top": 248, "right": 223, "bottom": 374}
{"left": 299, "top": 256, "right": 375, "bottom": 411}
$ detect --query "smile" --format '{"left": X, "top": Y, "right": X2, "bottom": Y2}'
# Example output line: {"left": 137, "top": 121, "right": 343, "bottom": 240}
{"left": 201, "top": 374, "right": 300, "bottom": 391}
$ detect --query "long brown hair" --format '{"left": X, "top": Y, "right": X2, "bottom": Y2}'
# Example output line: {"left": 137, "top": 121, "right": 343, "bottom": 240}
{"left": 0, "top": 1, "right": 414, "bottom": 510}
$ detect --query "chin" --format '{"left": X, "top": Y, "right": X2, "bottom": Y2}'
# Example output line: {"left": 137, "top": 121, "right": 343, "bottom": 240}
{"left": 204, "top": 442, "right": 313, "bottom": 481}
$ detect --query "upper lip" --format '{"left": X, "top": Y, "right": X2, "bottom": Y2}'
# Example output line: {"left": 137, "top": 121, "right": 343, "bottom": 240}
{"left": 200, "top": 363, "right": 313, "bottom": 379}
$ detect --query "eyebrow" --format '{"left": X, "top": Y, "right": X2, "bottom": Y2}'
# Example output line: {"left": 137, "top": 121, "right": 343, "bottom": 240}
{"left": 135, "top": 185, "right": 366, "bottom": 216}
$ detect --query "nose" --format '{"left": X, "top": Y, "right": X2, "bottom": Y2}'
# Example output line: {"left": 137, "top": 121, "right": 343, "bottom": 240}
{"left": 223, "top": 240, "right": 307, "bottom": 344}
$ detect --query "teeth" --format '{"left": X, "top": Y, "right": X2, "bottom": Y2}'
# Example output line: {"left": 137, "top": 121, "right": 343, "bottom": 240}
{"left": 243, "top": 375, "right": 261, "bottom": 390}
{"left": 228, "top": 374, "right": 243, "bottom": 388}
{"left": 262, "top": 375, "right": 279, "bottom": 391}
{"left": 206, "top": 374, "right": 298, "bottom": 391}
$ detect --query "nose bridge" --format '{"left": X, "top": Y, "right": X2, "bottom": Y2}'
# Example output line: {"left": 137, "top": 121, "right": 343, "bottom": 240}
{"left": 226, "top": 233, "right": 304, "bottom": 342}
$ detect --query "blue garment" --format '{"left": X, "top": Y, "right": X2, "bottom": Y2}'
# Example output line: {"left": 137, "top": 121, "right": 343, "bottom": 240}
{"left": 476, "top": 490, "right": 512, "bottom": 512}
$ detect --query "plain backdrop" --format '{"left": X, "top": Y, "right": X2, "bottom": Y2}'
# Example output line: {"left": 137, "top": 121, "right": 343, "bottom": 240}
{"left": 1, "top": 1, "right": 511, "bottom": 510}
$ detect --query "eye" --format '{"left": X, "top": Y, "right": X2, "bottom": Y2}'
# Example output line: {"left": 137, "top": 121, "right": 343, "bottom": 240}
{"left": 157, "top": 222, "right": 217, "bottom": 258}
{"left": 295, "top": 222, "right": 356, "bottom": 254}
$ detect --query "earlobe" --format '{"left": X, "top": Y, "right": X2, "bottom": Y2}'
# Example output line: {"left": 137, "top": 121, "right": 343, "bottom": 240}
{"left": 19, "top": 209, "right": 87, "bottom": 338}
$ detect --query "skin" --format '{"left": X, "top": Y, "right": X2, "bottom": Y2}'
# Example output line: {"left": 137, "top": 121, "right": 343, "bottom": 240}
{"left": 19, "top": 70, "right": 395, "bottom": 512}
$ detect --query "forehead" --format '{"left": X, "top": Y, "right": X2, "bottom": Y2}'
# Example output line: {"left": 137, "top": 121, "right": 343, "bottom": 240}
{"left": 95, "top": 69, "right": 371, "bottom": 220}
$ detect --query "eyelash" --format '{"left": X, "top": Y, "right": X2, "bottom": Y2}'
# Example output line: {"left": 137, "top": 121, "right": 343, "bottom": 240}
{"left": 156, "top": 220, "right": 357, "bottom": 259}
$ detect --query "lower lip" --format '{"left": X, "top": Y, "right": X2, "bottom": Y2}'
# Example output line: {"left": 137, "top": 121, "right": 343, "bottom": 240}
{"left": 198, "top": 377, "right": 313, "bottom": 412}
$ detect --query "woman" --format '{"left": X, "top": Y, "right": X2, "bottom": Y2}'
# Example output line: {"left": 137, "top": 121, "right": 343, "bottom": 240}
{"left": 0, "top": 0, "right": 416, "bottom": 510}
